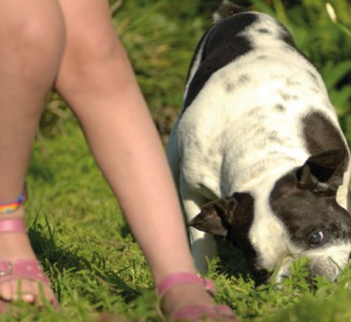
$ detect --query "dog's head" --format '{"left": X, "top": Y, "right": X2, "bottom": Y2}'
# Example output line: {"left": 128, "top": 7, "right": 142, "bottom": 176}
{"left": 189, "top": 149, "right": 351, "bottom": 283}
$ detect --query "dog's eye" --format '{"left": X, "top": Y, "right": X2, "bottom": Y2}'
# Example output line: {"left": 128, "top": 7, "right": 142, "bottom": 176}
{"left": 309, "top": 231, "right": 324, "bottom": 247}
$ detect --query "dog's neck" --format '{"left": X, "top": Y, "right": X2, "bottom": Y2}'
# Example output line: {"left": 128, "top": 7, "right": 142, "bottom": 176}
{"left": 221, "top": 155, "right": 304, "bottom": 197}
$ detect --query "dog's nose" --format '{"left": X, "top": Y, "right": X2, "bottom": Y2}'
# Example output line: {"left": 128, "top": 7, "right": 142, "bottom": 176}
{"left": 309, "top": 259, "right": 338, "bottom": 281}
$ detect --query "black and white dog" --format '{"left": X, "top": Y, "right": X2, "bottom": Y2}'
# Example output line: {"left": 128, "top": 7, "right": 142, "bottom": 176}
{"left": 167, "top": 1, "right": 351, "bottom": 282}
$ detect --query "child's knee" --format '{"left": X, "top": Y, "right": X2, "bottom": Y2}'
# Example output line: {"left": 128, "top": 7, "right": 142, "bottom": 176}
{"left": 68, "top": 35, "right": 122, "bottom": 77}
{"left": 1, "top": 9, "right": 65, "bottom": 68}
{"left": 57, "top": 31, "right": 127, "bottom": 94}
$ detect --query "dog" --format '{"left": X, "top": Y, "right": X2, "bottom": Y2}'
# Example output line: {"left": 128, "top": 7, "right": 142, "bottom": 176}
{"left": 166, "top": 1, "right": 351, "bottom": 282}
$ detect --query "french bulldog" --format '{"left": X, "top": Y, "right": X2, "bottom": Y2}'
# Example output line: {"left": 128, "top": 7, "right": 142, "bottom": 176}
{"left": 166, "top": 1, "right": 351, "bottom": 282}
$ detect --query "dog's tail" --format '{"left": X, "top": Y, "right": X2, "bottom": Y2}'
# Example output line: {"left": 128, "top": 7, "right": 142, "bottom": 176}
{"left": 213, "top": 1, "right": 248, "bottom": 23}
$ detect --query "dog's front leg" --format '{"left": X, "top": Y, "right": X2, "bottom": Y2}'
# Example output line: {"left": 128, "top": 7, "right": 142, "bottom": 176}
{"left": 180, "top": 176, "right": 218, "bottom": 273}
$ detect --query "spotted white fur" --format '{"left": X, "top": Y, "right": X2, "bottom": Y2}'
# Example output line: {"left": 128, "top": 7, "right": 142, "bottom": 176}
{"left": 167, "top": 8, "right": 351, "bottom": 281}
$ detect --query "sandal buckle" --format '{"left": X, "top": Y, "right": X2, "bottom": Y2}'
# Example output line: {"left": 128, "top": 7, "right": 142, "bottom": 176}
{"left": 0, "top": 261, "right": 13, "bottom": 276}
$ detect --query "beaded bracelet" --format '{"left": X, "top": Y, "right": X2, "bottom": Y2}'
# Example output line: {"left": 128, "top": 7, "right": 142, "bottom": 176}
{"left": 0, "top": 187, "right": 27, "bottom": 214}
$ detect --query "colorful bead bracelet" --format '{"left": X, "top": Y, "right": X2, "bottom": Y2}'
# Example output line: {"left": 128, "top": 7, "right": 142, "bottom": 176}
{"left": 0, "top": 187, "right": 27, "bottom": 214}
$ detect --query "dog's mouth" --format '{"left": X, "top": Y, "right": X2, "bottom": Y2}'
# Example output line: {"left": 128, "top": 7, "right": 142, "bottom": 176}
{"left": 260, "top": 244, "right": 351, "bottom": 285}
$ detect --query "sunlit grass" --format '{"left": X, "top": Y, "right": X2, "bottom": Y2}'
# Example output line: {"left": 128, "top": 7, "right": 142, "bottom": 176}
{"left": 5, "top": 118, "right": 347, "bottom": 322}
{"left": 17, "top": 0, "right": 351, "bottom": 321}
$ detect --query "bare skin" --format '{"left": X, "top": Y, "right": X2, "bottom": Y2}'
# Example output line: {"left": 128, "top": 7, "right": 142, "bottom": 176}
{"left": 0, "top": 0, "right": 220, "bottom": 316}
{"left": 0, "top": 0, "right": 65, "bottom": 304}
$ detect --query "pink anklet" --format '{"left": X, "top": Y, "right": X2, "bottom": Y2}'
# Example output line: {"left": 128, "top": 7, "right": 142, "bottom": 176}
{"left": 0, "top": 187, "right": 27, "bottom": 214}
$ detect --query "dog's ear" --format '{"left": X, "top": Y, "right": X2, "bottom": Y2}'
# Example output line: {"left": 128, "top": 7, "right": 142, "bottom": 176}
{"left": 189, "top": 192, "right": 254, "bottom": 238}
{"left": 213, "top": 1, "right": 247, "bottom": 23}
{"left": 297, "top": 149, "right": 347, "bottom": 195}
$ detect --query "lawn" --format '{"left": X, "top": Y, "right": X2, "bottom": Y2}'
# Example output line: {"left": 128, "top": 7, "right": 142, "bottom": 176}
{"left": 3, "top": 0, "right": 351, "bottom": 321}
{"left": 7, "top": 118, "right": 351, "bottom": 322}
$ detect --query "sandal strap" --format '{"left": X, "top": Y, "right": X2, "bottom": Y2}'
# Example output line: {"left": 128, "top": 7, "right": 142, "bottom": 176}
{"left": 0, "top": 259, "right": 50, "bottom": 285}
{"left": 0, "top": 259, "right": 59, "bottom": 310}
{"left": 0, "top": 218, "right": 26, "bottom": 233}
{"left": 156, "top": 272, "right": 216, "bottom": 298}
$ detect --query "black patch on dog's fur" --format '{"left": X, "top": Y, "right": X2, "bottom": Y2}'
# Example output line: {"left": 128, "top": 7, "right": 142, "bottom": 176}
{"left": 182, "top": 12, "right": 300, "bottom": 114}
{"left": 226, "top": 82, "right": 235, "bottom": 92}
{"left": 279, "top": 92, "right": 298, "bottom": 101}
{"left": 238, "top": 74, "right": 250, "bottom": 84}
{"left": 275, "top": 104, "right": 285, "bottom": 111}
{"left": 183, "top": 13, "right": 257, "bottom": 110}
{"left": 276, "top": 22, "right": 297, "bottom": 48}
{"left": 303, "top": 112, "right": 348, "bottom": 159}
{"left": 307, "top": 70, "right": 319, "bottom": 84}
{"left": 258, "top": 28, "right": 270, "bottom": 34}
{"left": 286, "top": 79, "right": 301, "bottom": 87}
{"left": 270, "top": 168, "right": 351, "bottom": 248}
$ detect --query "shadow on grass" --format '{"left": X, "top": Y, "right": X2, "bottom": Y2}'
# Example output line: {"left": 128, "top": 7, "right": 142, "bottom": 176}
{"left": 214, "top": 237, "right": 253, "bottom": 279}
{"left": 119, "top": 222, "right": 134, "bottom": 241}
{"left": 26, "top": 213, "right": 256, "bottom": 314}
{"left": 215, "top": 237, "right": 272, "bottom": 285}
{"left": 27, "top": 219, "right": 142, "bottom": 308}
{"left": 28, "top": 158, "right": 56, "bottom": 184}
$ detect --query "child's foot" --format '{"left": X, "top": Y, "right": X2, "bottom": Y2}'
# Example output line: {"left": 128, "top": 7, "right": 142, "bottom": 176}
{"left": 0, "top": 208, "right": 56, "bottom": 308}
{"left": 161, "top": 283, "right": 219, "bottom": 316}
{"left": 157, "top": 273, "right": 237, "bottom": 321}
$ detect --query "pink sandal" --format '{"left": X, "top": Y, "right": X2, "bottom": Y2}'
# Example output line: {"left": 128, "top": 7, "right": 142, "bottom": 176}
{"left": 0, "top": 218, "right": 58, "bottom": 310}
{"left": 156, "top": 272, "right": 238, "bottom": 321}
{"left": 0, "top": 189, "right": 57, "bottom": 311}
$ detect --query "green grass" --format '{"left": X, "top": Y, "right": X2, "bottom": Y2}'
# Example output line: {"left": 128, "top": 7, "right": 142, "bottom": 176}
{"left": 11, "top": 0, "right": 351, "bottom": 321}
{"left": 2, "top": 118, "right": 350, "bottom": 321}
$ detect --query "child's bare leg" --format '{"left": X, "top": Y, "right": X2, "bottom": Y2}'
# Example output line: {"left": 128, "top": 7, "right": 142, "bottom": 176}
{"left": 55, "top": 0, "right": 216, "bottom": 315}
{"left": 0, "top": 0, "right": 65, "bottom": 303}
